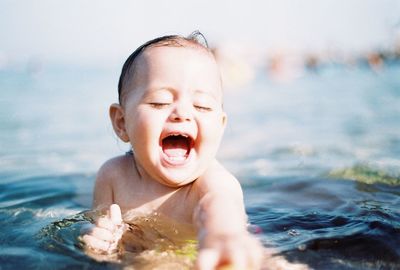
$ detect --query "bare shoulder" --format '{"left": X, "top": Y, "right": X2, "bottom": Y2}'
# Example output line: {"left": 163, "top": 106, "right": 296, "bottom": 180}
{"left": 96, "top": 155, "right": 132, "bottom": 184}
{"left": 93, "top": 155, "right": 133, "bottom": 209}
{"left": 195, "top": 159, "right": 243, "bottom": 199}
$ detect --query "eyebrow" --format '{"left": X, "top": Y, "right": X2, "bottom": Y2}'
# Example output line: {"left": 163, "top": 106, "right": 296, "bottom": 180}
{"left": 193, "top": 89, "right": 221, "bottom": 102}
{"left": 143, "top": 87, "right": 171, "bottom": 94}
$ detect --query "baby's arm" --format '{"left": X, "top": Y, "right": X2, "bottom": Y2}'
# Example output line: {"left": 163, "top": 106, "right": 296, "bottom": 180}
{"left": 193, "top": 163, "right": 263, "bottom": 269}
{"left": 81, "top": 160, "right": 127, "bottom": 255}
{"left": 92, "top": 160, "right": 114, "bottom": 209}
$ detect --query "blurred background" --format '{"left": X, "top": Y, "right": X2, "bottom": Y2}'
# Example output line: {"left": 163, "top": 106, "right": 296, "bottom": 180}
{"left": 1, "top": 0, "right": 399, "bottom": 178}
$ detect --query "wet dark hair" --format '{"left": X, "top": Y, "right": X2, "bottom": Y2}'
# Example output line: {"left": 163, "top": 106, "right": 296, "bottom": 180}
{"left": 117, "top": 31, "right": 210, "bottom": 105}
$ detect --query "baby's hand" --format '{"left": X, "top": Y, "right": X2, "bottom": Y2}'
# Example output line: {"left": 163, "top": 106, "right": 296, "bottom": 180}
{"left": 196, "top": 231, "right": 263, "bottom": 270}
{"left": 81, "top": 204, "right": 127, "bottom": 254}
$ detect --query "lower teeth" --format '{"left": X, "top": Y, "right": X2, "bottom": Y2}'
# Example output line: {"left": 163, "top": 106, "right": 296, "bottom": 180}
{"left": 168, "top": 156, "right": 186, "bottom": 161}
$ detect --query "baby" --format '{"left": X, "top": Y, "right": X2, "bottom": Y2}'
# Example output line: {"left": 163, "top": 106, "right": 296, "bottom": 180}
{"left": 81, "top": 32, "right": 263, "bottom": 269}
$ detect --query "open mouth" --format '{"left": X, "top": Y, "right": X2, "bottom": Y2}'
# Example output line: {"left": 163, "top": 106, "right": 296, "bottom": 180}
{"left": 161, "top": 134, "right": 193, "bottom": 163}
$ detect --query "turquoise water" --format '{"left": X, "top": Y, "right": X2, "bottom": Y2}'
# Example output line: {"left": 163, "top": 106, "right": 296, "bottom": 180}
{"left": 0, "top": 63, "right": 399, "bottom": 269}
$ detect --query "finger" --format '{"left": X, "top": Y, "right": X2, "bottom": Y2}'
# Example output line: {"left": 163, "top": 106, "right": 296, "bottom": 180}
{"left": 247, "top": 240, "right": 264, "bottom": 269}
{"left": 97, "top": 216, "right": 115, "bottom": 231}
{"left": 91, "top": 227, "right": 115, "bottom": 242}
{"left": 243, "top": 252, "right": 262, "bottom": 270}
{"left": 248, "top": 249, "right": 263, "bottom": 270}
{"left": 196, "top": 248, "right": 220, "bottom": 270}
{"left": 82, "top": 234, "right": 110, "bottom": 252}
{"left": 227, "top": 249, "right": 246, "bottom": 270}
{"left": 109, "top": 204, "right": 122, "bottom": 225}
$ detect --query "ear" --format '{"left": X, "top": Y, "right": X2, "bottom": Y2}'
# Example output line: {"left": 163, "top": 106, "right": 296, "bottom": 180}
{"left": 221, "top": 111, "right": 227, "bottom": 129}
{"left": 109, "top": 103, "right": 130, "bottom": 142}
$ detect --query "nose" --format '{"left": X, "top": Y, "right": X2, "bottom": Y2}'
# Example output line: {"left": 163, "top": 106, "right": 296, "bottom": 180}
{"left": 169, "top": 101, "right": 193, "bottom": 122}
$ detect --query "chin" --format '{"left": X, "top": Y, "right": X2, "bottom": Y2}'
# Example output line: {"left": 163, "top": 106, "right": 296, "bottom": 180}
{"left": 158, "top": 170, "right": 198, "bottom": 187}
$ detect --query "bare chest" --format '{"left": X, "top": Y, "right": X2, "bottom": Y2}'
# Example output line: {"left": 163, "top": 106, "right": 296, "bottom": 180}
{"left": 113, "top": 179, "right": 198, "bottom": 224}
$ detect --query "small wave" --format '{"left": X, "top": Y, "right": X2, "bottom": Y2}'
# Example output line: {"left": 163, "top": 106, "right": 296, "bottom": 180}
{"left": 0, "top": 207, "right": 80, "bottom": 218}
{"left": 327, "top": 163, "right": 400, "bottom": 185}
{"left": 284, "top": 232, "right": 400, "bottom": 270}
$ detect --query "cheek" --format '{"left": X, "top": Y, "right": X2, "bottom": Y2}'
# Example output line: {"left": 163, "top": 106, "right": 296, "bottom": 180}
{"left": 131, "top": 111, "right": 164, "bottom": 146}
{"left": 200, "top": 115, "right": 225, "bottom": 142}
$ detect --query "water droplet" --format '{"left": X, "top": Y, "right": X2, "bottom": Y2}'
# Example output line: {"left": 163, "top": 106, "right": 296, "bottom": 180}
{"left": 298, "top": 244, "right": 307, "bottom": 251}
{"left": 288, "top": 229, "right": 300, "bottom": 236}
{"left": 247, "top": 224, "right": 262, "bottom": 234}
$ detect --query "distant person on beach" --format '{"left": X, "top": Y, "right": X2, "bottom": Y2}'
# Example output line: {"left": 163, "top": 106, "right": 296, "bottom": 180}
{"left": 80, "top": 32, "right": 307, "bottom": 270}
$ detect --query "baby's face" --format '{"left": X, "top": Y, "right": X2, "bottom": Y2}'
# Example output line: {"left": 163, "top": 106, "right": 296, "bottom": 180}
{"left": 121, "top": 46, "right": 226, "bottom": 187}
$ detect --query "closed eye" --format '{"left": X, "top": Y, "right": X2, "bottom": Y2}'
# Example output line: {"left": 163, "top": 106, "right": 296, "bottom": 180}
{"left": 149, "top": 103, "right": 170, "bottom": 109}
{"left": 194, "top": 105, "right": 212, "bottom": 112}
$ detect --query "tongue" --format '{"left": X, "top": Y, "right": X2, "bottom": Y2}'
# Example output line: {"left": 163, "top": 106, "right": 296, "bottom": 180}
{"left": 162, "top": 136, "right": 189, "bottom": 157}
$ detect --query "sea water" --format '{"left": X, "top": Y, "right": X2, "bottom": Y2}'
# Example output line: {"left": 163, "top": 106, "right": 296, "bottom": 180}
{"left": 0, "top": 62, "right": 399, "bottom": 269}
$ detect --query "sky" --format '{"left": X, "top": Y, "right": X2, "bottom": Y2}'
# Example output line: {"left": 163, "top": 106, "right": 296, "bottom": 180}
{"left": 0, "top": 0, "right": 399, "bottom": 66}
